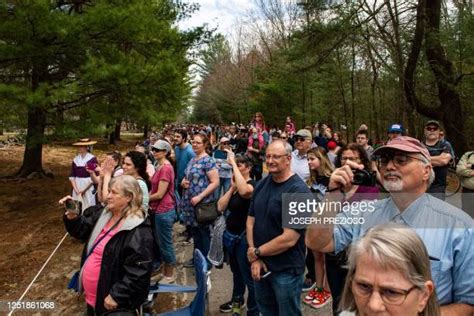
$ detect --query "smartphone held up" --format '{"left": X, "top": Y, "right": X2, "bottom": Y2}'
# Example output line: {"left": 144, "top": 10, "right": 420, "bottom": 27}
{"left": 64, "top": 198, "right": 82, "bottom": 215}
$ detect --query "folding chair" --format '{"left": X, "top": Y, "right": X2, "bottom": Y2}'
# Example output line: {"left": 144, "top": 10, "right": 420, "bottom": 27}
{"left": 142, "top": 249, "right": 208, "bottom": 316}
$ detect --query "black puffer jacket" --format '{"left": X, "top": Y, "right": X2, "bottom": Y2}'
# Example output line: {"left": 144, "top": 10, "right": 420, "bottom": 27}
{"left": 64, "top": 206, "right": 154, "bottom": 315}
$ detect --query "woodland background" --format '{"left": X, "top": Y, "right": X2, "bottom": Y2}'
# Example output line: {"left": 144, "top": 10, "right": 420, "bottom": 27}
{"left": 0, "top": 0, "right": 473, "bottom": 178}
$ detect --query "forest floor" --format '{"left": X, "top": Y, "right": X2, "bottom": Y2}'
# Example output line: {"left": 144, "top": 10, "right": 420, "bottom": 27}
{"left": 0, "top": 134, "right": 190, "bottom": 315}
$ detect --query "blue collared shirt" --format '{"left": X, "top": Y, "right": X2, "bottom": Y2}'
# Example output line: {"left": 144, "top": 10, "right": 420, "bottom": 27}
{"left": 290, "top": 150, "right": 310, "bottom": 182}
{"left": 334, "top": 194, "right": 474, "bottom": 305}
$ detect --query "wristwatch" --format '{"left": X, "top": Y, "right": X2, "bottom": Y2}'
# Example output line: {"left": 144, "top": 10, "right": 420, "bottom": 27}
{"left": 254, "top": 247, "right": 261, "bottom": 258}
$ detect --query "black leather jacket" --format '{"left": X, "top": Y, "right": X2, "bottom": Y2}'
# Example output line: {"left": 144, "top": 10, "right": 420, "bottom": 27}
{"left": 64, "top": 206, "right": 154, "bottom": 315}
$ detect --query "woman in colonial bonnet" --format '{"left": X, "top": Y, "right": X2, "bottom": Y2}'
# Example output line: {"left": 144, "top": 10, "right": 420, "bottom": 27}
{"left": 70, "top": 138, "right": 98, "bottom": 209}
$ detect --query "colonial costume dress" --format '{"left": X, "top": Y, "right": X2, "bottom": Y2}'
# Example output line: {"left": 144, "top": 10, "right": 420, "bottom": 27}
{"left": 69, "top": 139, "right": 98, "bottom": 209}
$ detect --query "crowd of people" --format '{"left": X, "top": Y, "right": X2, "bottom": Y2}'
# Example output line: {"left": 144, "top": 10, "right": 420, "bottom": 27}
{"left": 60, "top": 112, "right": 473, "bottom": 316}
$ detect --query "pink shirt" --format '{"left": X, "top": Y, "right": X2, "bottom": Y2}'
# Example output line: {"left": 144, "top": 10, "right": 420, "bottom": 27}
{"left": 150, "top": 164, "right": 175, "bottom": 214}
{"left": 82, "top": 224, "right": 120, "bottom": 307}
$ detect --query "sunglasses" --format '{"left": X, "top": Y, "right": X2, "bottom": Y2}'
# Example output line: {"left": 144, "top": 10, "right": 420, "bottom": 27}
{"left": 294, "top": 136, "right": 307, "bottom": 142}
{"left": 376, "top": 154, "right": 425, "bottom": 168}
{"left": 151, "top": 148, "right": 166, "bottom": 152}
{"left": 425, "top": 127, "right": 439, "bottom": 132}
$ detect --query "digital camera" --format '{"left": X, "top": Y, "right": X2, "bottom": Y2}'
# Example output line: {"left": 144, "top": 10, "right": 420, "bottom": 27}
{"left": 64, "top": 198, "right": 82, "bottom": 215}
{"left": 352, "top": 169, "right": 377, "bottom": 187}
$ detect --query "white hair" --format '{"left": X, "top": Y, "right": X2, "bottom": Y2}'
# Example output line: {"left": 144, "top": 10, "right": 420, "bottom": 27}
{"left": 419, "top": 155, "right": 435, "bottom": 186}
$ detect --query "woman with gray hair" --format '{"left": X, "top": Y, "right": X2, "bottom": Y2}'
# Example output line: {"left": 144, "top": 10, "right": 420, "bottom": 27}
{"left": 339, "top": 224, "right": 439, "bottom": 316}
{"left": 61, "top": 175, "right": 154, "bottom": 316}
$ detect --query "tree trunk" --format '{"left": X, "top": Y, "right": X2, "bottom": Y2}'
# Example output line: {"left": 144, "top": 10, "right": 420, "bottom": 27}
{"left": 109, "top": 131, "right": 116, "bottom": 145}
{"left": 143, "top": 124, "right": 149, "bottom": 139}
{"left": 301, "top": 75, "right": 306, "bottom": 127}
{"left": 405, "top": 0, "right": 467, "bottom": 153}
{"left": 17, "top": 106, "right": 47, "bottom": 177}
{"left": 350, "top": 41, "right": 356, "bottom": 139}
{"left": 17, "top": 60, "right": 48, "bottom": 178}
{"left": 114, "top": 119, "right": 122, "bottom": 141}
{"left": 424, "top": 0, "right": 467, "bottom": 154}
{"left": 336, "top": 49, "right": 349, "bottom": 138}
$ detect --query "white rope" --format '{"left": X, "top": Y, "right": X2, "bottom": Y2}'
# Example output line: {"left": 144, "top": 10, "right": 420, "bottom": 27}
{"left": 8, "top": 232, "right": 69, "bottom": 316}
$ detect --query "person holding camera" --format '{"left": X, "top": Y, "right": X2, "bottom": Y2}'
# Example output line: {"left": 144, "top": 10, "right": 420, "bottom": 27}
{"left": 217, "top": 151, "right": 259, "bottom": 315}
{"left": 306, "top": 136, "right": 474, "bottom": 315}
{"left": 334, "top": 143, "right": 379, "bottom": 200}
{"left": 319, "top": 143, "right": 379, "bottom": 314}
{"left": 61, "top": 175, "right": 154, "bottom": 316}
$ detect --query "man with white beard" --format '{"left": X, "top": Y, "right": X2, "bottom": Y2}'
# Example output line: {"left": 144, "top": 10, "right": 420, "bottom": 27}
{"left": 306, "top": 136, "right": 474, "bottom": 315}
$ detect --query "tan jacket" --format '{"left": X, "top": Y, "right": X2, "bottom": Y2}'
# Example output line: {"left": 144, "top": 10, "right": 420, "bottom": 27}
{"left": 456, "top": 151, "right": 474, "bottom": 190}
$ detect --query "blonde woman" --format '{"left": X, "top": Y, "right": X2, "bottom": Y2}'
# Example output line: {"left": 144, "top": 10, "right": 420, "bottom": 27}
{"left": 61, "top": 175, "right": 154, "bottom": 316}
{"left": 303, "top": 148, "right": 334, "bottom": 309}
{"left": 340, "top": 224, "right": 439, "bottom": 316}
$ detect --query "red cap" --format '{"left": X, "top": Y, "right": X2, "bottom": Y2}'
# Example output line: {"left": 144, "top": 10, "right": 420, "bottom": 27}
{"left": 327, "top": 140, "right": 337, "bottom": 150}
{"left": 373, "top": 136, "right": 430, "bottom": 161}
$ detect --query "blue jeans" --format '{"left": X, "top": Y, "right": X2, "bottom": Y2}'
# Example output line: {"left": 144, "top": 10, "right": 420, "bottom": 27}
{"left": 192, "top": 224, "right": 211, "bottom": 269}
{"left": 228, "top": 235, "right": 259, "bottom": 315}
{"left": 154, "top": 210, "right": 177, "bottom": 265}
{"left": 251, "top": 163, "right": 262, "bottom": 181}
{"left": 215, "top": 177, "right": 231, "bottom": 199}
{"left": 254, "top": 270, "right": 303, "bottom": 316}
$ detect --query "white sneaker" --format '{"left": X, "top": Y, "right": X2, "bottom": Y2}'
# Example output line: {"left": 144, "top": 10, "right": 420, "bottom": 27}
{"left": 160, "top": 275, "right": 176, "bottom": 284}
{"left": 206, "top": 271, "right": 212, "bottom": 292}
{"left": 150, "top": 273, "right": 163, "bottom": 283}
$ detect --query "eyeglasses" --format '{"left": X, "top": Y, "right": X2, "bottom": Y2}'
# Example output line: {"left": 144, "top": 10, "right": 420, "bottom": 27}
{"left": 425, "top": 127, "right": 439, "bottom": 132}
{"left": 341, "top": 156, "right": 361, "bottom": 162}
{"left": 352, "top": 279, "right": 418, "bottom": 305}
{"left": 265, "top": 154, "right": 288, "bottom": 161}
{"left": 377, "top": 154, "right": 425, "bottom": 169}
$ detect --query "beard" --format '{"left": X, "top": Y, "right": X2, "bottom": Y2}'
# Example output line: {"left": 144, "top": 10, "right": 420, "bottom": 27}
{"left": 383, "top": 172, "right": 404, "bottom": 192}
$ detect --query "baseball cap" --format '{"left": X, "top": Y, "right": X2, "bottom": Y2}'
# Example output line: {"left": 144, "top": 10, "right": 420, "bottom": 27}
{"left": 327, "top": 140, "right": 337, "bottom": 150}
{"left": 373, "top": 136, "right": 430, "bottom": 161}
{"left": 387, "top": 123, "right": 404, "bottom": 133}
{"left": 220, "top": 137, "right": 230, "bottom": 143}
{"left": 152, "top": 140, "right": 171, "bottom": 154}
{"left": 295, "top": 129, "right": 312, "bottom": 139}
{"left": 425, "top": 120, "right": 440, "bottom": 128}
